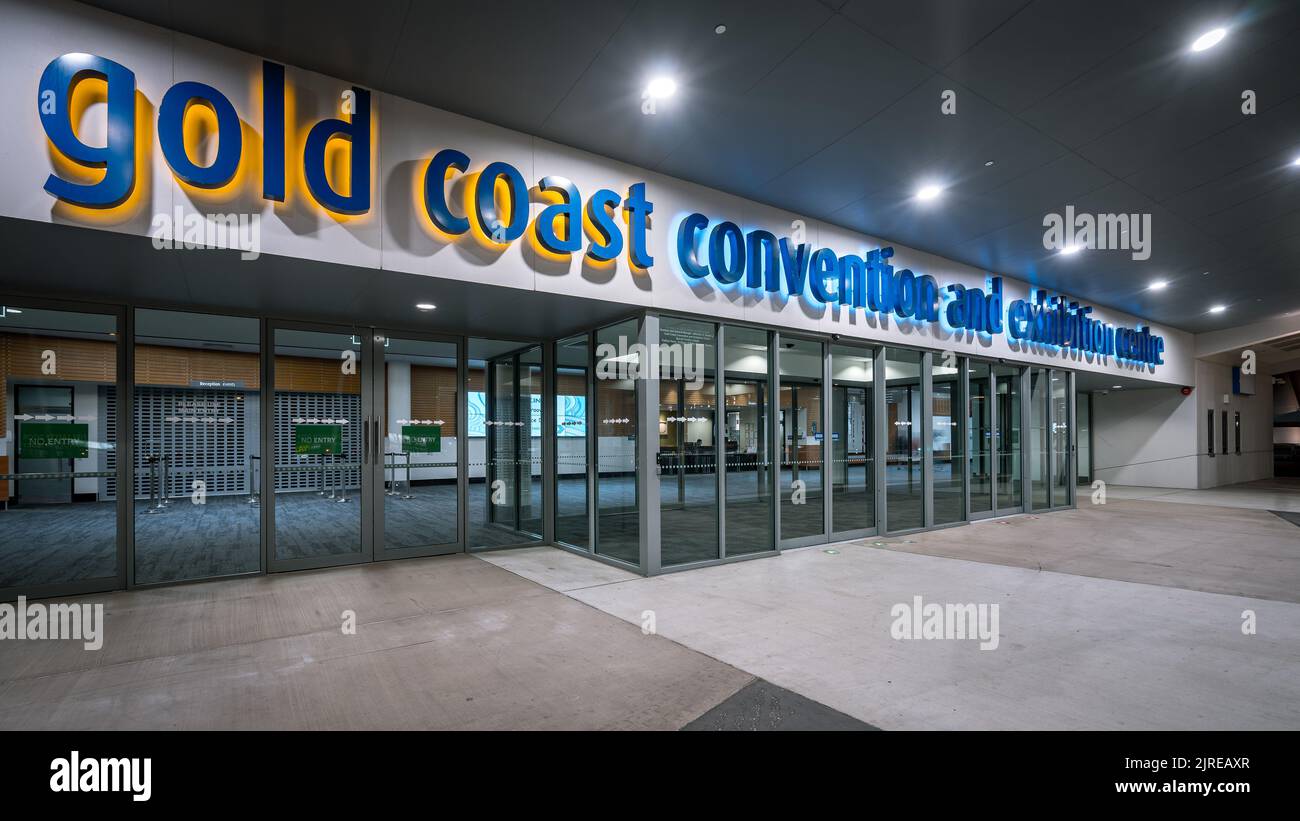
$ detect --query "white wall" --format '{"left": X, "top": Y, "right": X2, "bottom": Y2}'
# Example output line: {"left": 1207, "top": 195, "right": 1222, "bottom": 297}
{"left": 1092, "top": 386, "right": 1198, "bottom": 489}
{"left": 0, "top": 0, "right": 1196, "bottom": 390}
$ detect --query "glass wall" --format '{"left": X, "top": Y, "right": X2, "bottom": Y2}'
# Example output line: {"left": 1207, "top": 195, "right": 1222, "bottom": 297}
{"left": 0, "top": 304, "right": 120, "bottom": 593}
{"left": 272, "top": 327, "right": 364, "bottom": 564}
{"left": 778, "top": 337, "right": 824, "bottom": 543}
{"left": 554, "top": 334, "right": 589, "bottom": 549}
{"left": 830, "top": 345, "right": 874, "bottom": 535}
{"left": 658, "top": 318, "right": 718, "bottom": 566}
{"left": 1050, "top": 371, "right": 1070, "bottom": 507}
{"left": 968, "top": 360, "right": 993, "bottom": 516}
{"left": 884, "top": 348, "right": 923, "bottom": 531}
{"left": 932, "top": 356, "right": 964, "bottom": 525}
{"left": 995, "top": 365, "right": 1022, "bottom": 511}
{"left": 723, "top": 326, "right": 772, "bottom": 556}
{"left": 1030, "top": 368, "right": 1049, "bottom": 511}
{"left": 135, "top": 309, "right": 260, "bottom": 584}
{"left": 594, "top": 320, "right": 639, "bottom": 564}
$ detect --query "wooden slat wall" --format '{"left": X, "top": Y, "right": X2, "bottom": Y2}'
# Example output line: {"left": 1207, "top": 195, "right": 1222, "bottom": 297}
{"left": 272, "top": 355, "right": 360, "bottom": 394}
{"left": 409, "top": 365, "right": 458, "bottom": 436}
{"left": 136, "top": 345, "right": 260, "bottom": 389}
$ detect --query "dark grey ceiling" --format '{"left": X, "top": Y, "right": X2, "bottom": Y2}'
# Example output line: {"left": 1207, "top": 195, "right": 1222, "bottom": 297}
{"left": 76, "top": 0, "right": 1300, "bottom": 333}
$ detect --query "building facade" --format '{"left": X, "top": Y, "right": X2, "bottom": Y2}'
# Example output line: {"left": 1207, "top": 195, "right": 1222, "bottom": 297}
{"left": 1, "top": 0, "right": 1229, "bottom": 600}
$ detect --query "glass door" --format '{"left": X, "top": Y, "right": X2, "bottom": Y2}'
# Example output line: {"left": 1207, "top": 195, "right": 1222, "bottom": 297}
{"left": 371, "top": 332, "right": 462, "bottom": 560}
{"left": 269, "top": 324, "right": 370, "bottom": 571}
{"left": 968, "top": 360, "right": 994, "bottom": 517}
{"left": 969, "top": 361, "right": 1024, "bottom": 519}
{"left": 994, "top": 364, "right": 1023, "bottom": 514}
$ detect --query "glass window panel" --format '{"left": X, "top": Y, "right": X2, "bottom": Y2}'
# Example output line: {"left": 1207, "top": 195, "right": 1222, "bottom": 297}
{"left": 594, "top": 321, "right": 639, "bottom": 564}
{"left": 968, "top": 360, "right": 993, "bottom": 515}
{"left": 1050, "top": 370, "right": 1069, "bottom": 507}
{"left": 658, "top": 318, "right": 718, "bottom": 566}
{"left": 995, "top": 366, "right": 1022, "bottom": 510}
{"left": 554, "top": 334, "right": 589, "bottom": 549}
{"left": 272, "top": 328, "right": 363, "bottom": 562}
{"left": 933, "top": 356, "right": 964, "bottom": 525}
{"left": 467, "top": 338, "right": 542, "bottom": 548}
{"left": 885, "top": 348, "right": 923, "bottom": 531}
{"left": 723, "top": 326, "right": 772, "bottom": 556}
{"left": 778, "top": 337, "right": 824, "bottom": 541}
{"left": 1076, "top": 392, "right": 1091, "bottom": 484}
{"left": 831, "top": 345, "right": 874, "bottom": 534}
{"left": 1030, "top": 368, "right": 1049, "bottom": 511}
{"left": 1, "top": 305, "right": 119, "bottom": 590}
{"left": 379, "top": 337, "right": 459, "bottom": 552}
{"left": 135, "top": 309, "right": 260, "bottom": 583}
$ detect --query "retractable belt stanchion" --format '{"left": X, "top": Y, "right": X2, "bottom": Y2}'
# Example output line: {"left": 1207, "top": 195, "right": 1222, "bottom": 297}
{"left": 386, "top": 451, "right": 398, "bottom": 496}
{"left": 335, "top": 452, "right": 350, "bottom": 503}
{"left": 402, "top": 452, "right": 413, "bottom": 500}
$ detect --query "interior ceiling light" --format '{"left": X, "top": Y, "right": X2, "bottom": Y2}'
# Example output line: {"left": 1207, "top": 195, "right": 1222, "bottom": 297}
{"left": 645, "top": 76, "right": 677, "bottom": 99}
{"left": 714, "top": 24, "right": 727, "bottom": 35}
{"left": 1209, "top": 304, "right": 1227, "bottom": 313}
{"left": 416, "top": 303, "right": 436, "bottom": 311}
{"left": 1190, "top": 27, "right": 1227, "bottom": 52}
{"left": 1148, "top": 280, "right": 1168, "bottom": 291}
{"left": 1060, "top": 244, "right": 1081, "bottom": 256}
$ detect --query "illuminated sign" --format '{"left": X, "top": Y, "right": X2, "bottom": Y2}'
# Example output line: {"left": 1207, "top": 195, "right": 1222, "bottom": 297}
{"left": 39, "top": 53, "right": 368, "bottom": 213}
{"left": 675, "top": 213, "right": 1165, "bottom": 367}
{"left": 34, "top": 52, "right": 1163, "bottom": 369}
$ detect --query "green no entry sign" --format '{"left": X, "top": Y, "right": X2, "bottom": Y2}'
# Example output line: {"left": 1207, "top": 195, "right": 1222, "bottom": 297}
{"left": 402, "top": 425, "right": 441, "bottom": 453}
{"left": 20, "top": 422, "right": 89, "bottom": 459}
{"left": 294, "top": 424, "right": 342, "bottom": 455}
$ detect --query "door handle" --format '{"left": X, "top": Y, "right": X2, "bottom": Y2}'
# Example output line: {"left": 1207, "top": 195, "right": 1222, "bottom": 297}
{"left": 374, "top": 417, "right": 381, "bottom": 462}
{"left": 364, "top": 417, "right": 370, "bottom": 464}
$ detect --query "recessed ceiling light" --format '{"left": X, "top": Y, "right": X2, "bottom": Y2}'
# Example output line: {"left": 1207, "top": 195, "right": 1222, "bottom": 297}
{"left": 915, "top": 183, "right": 944, "bottom": 202}
{"left": 1209, "top": 304, "right": 1226, "bottom": 313}
{"left": 1060, "top": 244, "right": 1081, "bottom": 256}
{"left": 984, "top": 160, "right": 995, "bottom": 167}
{"left": 714, "top": 24, "right": 727, "bottom": 35}
{"left": 1190, "top": 27, "right": 1227, "bottom": 52}
{"left": 1148, "top": 279, "right": 1168, "bottom": 291}
{"left": 416, "top": 303, "right": 436, "bottom": 311}
{"left": 1112, "top": 385, "right": 1123, "bottom": 390}
{"left": 1292, "top": 156, "right": 1300, "bottom": 167}
{"left": 645, "top": 76, "right": 677, "bottom": 99}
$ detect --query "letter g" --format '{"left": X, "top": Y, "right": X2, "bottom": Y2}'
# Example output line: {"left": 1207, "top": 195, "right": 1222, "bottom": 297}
{"left": 39, "top": 53, "right": 137, "bottom": 207}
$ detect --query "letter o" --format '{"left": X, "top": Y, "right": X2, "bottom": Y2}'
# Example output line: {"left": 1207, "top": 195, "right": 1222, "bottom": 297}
{"left": 708, "top": 221, "right": 746, "bottom": 284}
{"left": 158, "top": 81, "right": 242, "bottom": 187}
